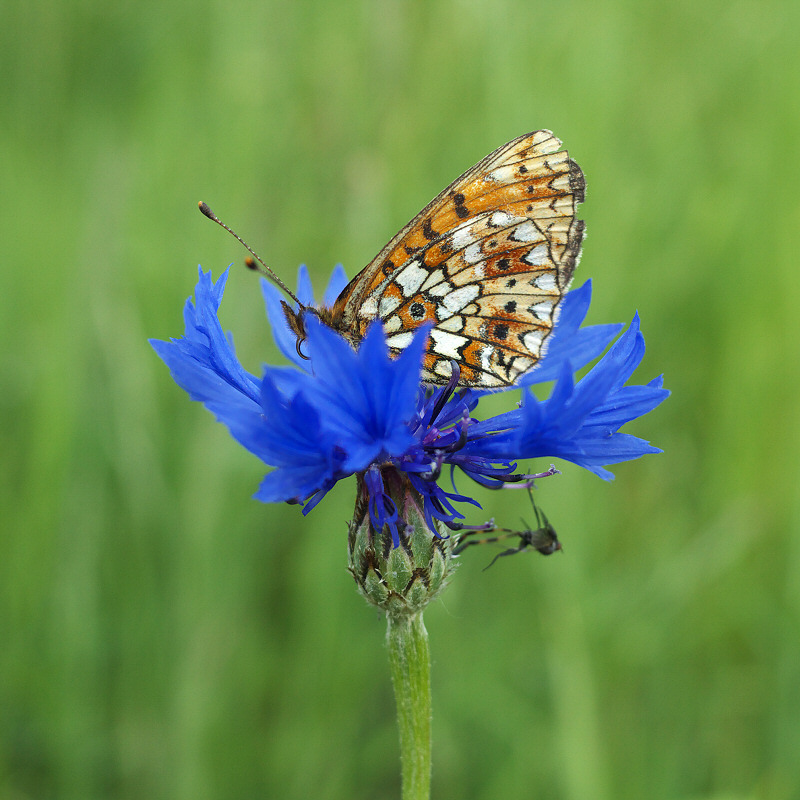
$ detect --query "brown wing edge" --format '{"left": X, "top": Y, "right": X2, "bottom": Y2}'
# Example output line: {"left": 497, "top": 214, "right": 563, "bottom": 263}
{"left": 557, "top": 159, "right": 586, "bottom": 290}
{"left": 568, "top": 157, "right": 586, "bottom": 203}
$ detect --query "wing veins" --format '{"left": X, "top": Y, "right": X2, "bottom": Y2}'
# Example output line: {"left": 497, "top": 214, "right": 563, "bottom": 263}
{"left": 433, "top": 320, "right": 551, "bottom": 361}
{"left": 404, "top": 181, "right": 574, "bottom": 268}
{"left": 341, "top": 132, "right": 571, "bottom": 319}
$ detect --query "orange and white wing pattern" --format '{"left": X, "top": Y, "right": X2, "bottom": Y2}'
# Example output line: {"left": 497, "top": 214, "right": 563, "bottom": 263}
{"left": 331, "top": 130, "right": 586, "bottom": 388}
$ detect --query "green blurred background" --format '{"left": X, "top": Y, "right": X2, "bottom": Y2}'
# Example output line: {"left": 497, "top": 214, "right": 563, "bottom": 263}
{"left": 2, "top": 0, "right": 799, "bottom": 798}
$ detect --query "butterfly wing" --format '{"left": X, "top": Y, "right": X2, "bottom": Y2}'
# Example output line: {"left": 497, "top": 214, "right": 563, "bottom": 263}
{"left": 331, "top": 130, "right": 586, "bottom": 387}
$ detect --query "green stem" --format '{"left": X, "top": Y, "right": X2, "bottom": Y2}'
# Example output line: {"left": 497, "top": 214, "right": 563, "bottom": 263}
{"left": 387, "top": 611, "right": 432, "bottom": 800}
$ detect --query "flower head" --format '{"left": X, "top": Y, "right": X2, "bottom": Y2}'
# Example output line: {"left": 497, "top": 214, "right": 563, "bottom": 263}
{"left": 151, "top": 266, "right": 668, "bottom": 547}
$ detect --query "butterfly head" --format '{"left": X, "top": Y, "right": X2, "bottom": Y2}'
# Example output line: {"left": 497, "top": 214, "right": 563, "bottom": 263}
{"left": 279, "top": 300, "right": 309, "bottom": 359}
{"left": 280, "top": 301, "right": 356, "bottom": 360}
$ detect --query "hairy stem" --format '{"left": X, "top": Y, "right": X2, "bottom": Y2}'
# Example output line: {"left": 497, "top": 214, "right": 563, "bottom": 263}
{"left": 387, "top": 611, "right": 432, "bottom": 800}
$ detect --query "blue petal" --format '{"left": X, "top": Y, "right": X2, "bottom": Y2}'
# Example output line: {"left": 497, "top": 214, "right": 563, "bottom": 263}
{"left": 323, "top": 264, "right": 349, "bottom": 307}
{"left": 255, "top": 466, "right": 332, "bottom": 504}
{"left": 464, "top": 315, "right": 668, "bottom": 477}
{"left": 260, "top": 278, "right": 306, "bottom": 369}
{"left": 582, "top": 384, "right": 670, "bottom": 434}
{"left": 523, "top": 281, "right": 622, "bottom": 385}
{"left": 526, "top": 322, "right": 623, "bottom": 385}
{"left": 151, "top": 338, "right": 260, "bottom": 411}
{"left": 151, "top": 268, "right": 261, "bottom": 404}
{"left": 296, "top": 265, "right": 315, "bottom": 306}
{"left": 299, "top": 317, "right": 424, "bottom": 472}
{"left": 564, "top": 434, "right": 664, "bottom": 480}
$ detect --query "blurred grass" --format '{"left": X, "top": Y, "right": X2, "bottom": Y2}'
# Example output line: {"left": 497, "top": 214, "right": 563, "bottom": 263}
{"left": 2, "top": 0, "right": 799, "bottom": 798}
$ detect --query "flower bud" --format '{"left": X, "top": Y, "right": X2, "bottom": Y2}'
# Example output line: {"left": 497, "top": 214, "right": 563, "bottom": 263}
{"left": 348, "top": 467, "right": 456, "bottom": 618}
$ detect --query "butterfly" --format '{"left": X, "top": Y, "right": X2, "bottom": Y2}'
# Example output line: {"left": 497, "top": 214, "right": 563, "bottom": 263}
{"left": 201, "top": 130, "right": 585, "bottom": 388}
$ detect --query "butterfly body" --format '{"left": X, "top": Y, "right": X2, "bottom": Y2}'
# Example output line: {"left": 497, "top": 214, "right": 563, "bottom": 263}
{"left": 285, "top": 130, "right": 586, "bottom": 387}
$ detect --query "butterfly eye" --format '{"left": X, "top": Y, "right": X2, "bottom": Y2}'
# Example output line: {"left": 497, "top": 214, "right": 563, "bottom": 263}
{"left": 296, "top": 336, "right": 310, "bottom": 360}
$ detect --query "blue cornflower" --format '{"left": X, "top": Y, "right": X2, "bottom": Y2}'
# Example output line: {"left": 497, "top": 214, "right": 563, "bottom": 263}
{"left": 151, "top": 266, "right": 668, "bottom": 546}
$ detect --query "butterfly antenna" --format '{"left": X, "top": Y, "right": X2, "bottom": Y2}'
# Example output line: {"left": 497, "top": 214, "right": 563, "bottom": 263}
{"left": 198, "top": 201, "right": 304, "bottom": 308}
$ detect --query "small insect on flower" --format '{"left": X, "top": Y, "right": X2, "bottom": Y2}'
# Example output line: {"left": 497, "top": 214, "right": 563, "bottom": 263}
{"left": 452, "top": 485, "right": 562, "bottom": 570}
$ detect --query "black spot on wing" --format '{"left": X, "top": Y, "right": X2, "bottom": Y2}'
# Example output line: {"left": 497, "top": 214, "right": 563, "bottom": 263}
{"left": 452, "top": 192, "right": 470, "bottom": 219}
